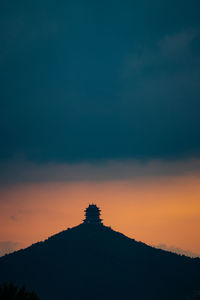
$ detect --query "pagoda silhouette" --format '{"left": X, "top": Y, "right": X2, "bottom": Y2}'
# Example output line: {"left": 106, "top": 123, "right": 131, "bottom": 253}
{"left": 83, "top": 204, "right": 102, "bottom": 224}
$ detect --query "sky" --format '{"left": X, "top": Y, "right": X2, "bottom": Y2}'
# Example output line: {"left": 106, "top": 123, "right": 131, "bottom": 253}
{"left": 0, "top": 0, "right": 200, "bottom": 257}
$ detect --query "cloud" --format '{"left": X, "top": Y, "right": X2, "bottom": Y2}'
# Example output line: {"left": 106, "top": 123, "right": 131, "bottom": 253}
{"left": 154, "top": 243, "right": 200, "bottom": 258}
{"left": 10, "top": 216, "right": 18, "bottom": 222}
{"left": 0, "top": 158, "right": 200, "bottom": 186}
{"left": 124, "top": 29, "right": 199, "bottom": 75}
{"left": 159, "top": 29, "right": 197, "bottom": 55}
{"left": 0, "top": 2, "right": 200, "bottom": 164}
{"left": 0, "top": 241, "right": 21, "bottom": 257}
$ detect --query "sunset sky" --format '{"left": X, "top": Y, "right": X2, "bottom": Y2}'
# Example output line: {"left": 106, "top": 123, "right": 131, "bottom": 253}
{"left": 0, "top": 1, "right": 200, "bottom": 257}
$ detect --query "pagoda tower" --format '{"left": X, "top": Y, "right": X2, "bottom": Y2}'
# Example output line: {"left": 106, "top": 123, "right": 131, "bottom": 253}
{"left": 84, "top": 204, "right": 102, "bottom": 224}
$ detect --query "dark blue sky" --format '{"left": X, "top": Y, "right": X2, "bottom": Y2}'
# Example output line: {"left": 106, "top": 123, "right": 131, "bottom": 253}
{"left": 1, "top": 0, "right": 200, "bottom": 163}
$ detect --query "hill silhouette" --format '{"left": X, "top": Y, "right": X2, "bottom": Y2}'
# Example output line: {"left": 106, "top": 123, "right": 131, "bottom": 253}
{"left": 0, "top": 207, "right": 199, "bottom": 300}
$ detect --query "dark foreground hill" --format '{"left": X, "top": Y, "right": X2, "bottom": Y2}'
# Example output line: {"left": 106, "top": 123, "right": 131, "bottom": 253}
{"left": 0, "top": 223, "right": 199, "bottom": 300}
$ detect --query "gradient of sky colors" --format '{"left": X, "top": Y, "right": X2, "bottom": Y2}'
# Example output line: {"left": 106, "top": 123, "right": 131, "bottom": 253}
{"left": 0, "top": 1, "right": 200, "bottom": 256}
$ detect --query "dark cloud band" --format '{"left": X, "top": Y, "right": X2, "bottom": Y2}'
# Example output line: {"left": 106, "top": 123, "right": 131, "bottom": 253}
{"left": 0, "top": 159, "right": 200, "bottom": 186}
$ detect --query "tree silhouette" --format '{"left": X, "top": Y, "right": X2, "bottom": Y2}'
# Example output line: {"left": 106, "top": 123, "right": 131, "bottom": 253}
{"left": 0, "top": 282, "right": 39, "bottom": 299}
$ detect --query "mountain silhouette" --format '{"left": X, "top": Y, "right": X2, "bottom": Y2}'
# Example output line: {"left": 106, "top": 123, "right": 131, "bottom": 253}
{"left": 0, "top": 205, "right": 199, "bottom": 300}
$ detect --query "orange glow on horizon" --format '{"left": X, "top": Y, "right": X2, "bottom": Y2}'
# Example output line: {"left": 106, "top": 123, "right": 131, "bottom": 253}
{"left": 0, "top": 175, "right": 200, "bottom": 255}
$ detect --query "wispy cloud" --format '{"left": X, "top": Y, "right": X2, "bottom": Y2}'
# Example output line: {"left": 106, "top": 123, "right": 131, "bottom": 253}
{"left": 159, "top": 29, "right": 197, "bottom": 58}
{"left": 0, "top": 241, "right": 21, "bottom": 257}
{"left": 124, "top": 28, "right": 200, "bottom": 76}
{"left": 10, "top": 215, "right": 18, "bottom": 222}
{"left": 154, "top": 243, "right": 200, "bottom": 258}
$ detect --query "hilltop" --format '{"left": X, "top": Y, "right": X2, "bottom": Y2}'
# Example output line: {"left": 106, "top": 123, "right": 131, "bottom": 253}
{"left": 0, "top": 220, "right": 199, "bottom": 300}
